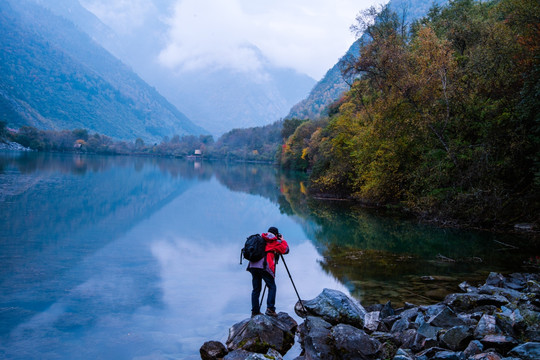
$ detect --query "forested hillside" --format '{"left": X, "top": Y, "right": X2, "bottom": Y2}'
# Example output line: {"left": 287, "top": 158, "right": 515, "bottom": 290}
{"left": 280, "top": 0, "right": 539, "bottom": 229}
{"left": 287, "top": 0, "right": 447, "bottom": 120}
{"left": 0, "top": 0, "right": 205, "bottom": 142}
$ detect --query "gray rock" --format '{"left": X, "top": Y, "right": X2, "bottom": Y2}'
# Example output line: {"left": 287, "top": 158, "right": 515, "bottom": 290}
{"left": 527, "top": 280, "right": 540, "bottom": 293}
{"left": 444, "top": 293, "right": 509, "bottom": 312}
{"left": 440, "top": 325, "right": 473, "bottom": 351}
{"left": 459, "top": 281, "right": 477, "bottom": 293}
{"left": 381, "top": 301, "right": 395, "bottom": 319}
{"left": 393, "top": 348, "right": 414, "bottom": 360}
{"left": 224, "top": 349, "right": 252, "bottom": 360}
{"left": 330, "top": 323, "right": 381, "bottom": 360}
{"left": 297, "top": 316, "right": 335, "bottom": 360}
{"left": 223, "top": 347, "right": 284, "bottom": 359}
{"left": 395, "top": 328, "right": 417, "bottom": 349}
{"left": 495, "top": 307, "right": 525, "bottom": 337}
{"left": 470, "top": 352, "right": 502, "bottom": 360}
{"left": 428, "top": 307, "right": 466, "bottom": 328}
{"left": 399, "top": 307, "right": 420, "bottom": 322}
{"left": 508, "top": 342, "right": 540, "bottom": 360}
{"left": 296, "top": 289, "right": 366, "bottom": 327}
{"left": 474, "top": 314, "right": 500, "bottom": 338}
{"left": 364, "top": 311, "right": 380, "bottom": 332}
{"left": 432, "top": 350, "right": 464, "bottom": 360}
{"left": 480, "top": 334, "right": 518, "bottom": 355}
{"left": 226, "top": 313, "right": 297, "bottom": 355}
{"left": 479, "top": 285, "right": 527, "bottom": 303}
{"left": 418, "top": 322, "right": 442, "bottom": 339}
{"left": 391, "top": 318, "right": 411, "bottom": 333}
{"left": 416, "top": 347, "right": 448, "bottom": 358}
{"left": 486, "top": 272, "right": 506, "bottom": 287}
{"left": 463, "top": 340, "right": 484, "bottom": 357}
{"left": 201, "top": 340, "right": 228, "bottom": 360}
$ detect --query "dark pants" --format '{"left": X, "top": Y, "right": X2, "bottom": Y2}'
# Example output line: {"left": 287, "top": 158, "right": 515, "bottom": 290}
{"left": 249, "top": 268, "right": 276, "bottom": 313}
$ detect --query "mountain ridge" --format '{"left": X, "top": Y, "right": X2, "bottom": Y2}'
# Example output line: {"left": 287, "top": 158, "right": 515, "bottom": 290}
{"left": 0, "top": 0, "right": 205, "bottom": 142}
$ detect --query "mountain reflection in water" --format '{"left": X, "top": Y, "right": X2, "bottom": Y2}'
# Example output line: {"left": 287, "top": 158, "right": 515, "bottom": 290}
{"left": 0, "top": 152, "right": 537, "bottom": 359}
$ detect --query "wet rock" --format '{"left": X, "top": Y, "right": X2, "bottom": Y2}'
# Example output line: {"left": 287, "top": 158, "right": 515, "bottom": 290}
{"left": 428, "top": 307, "right": 466, "bottom": 328}
{"left": 480, "top": 334, "right": 518, "bottom": 355}
{"left": 382, "top": 315, "right": 400, "bottom": 330}
{"left": 486, "top": 272, "right": 506, "bottom": 288}
{"left": 459, "top": 281, "right": 477, "bottom": 293}
{"left": 400, "top": 307, "right": 420, "bottom": 322}
{"left": 440, "top": 325, "right": 473, "bottom": 351}
{"left": 479, "top": 285, "right": 527, "bottom": 303}
{"left": 416, "top": 347, "right": 448, "bottom": 359}
{"left": 527, "top": 280, "right": 540, "bottom": 293}
{"left": 393, "top": 348, "right": 414, "bottom": 360}
{"left": 226, "top": 313, "right": 297, "bottom": 355}
{"left": 223, "top": 348, "right": 284, "bottom": 360}
{"left": 431, "top": 350, "right": 464, "bottom": 360}
{"left": 507, "top": 342, "right": 540, "bottom": 360}
{"left": 297, "top": 316, "right": 334, "bottom": 360}
{"left": 444, "top": 293, "right": 509, "bottom": 312}
{"left": 470, "top": 351, "right": 502, "bottom": 360}
{"left": 295, "top": 288, "right": 366, "bottom": 327}
{"left": 201, "top": 340, "right": 228, "bottom": 360}
{"left": 330, "top": 323, "right": 381, "bottom": 360}
{"left": 505, "top": 274, "right": 526, "bottom": 291}
{"left": 394, "top": 328, "right": 417, "bottom": 349}
{"left": 463, "top": 340, "right": 484, "bottom": 357}
{"left": 418, "top": 322, "right": 442, "bottom": 339}
{"left": 364, "top": 311, "right": 380, "bottom": 332}
{"left": 391, "top": 318, "right": 411, "bottom": 333}
{"left": 224, "top": 349, "right": 252, "bottom": 360}
{"left": 474, "top": 314, "right": 500, "bottom": 338}
{"left": 381, "top": 301, "right": 395, "bottom": 319}
{"left": 495, "top": 307, "right": 525, "bottom": 337}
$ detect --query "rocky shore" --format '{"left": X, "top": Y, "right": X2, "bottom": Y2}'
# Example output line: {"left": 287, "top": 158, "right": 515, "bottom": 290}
{"left": 201, "top": 272, "right": 540, "bottom": 359}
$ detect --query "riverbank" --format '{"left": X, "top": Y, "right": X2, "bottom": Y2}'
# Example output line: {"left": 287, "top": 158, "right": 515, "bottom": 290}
{"left": 202, "top": 272, "right": 540, "bottom": 359}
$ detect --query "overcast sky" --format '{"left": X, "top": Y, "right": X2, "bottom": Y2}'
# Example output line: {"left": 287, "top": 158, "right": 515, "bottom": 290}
{"left": 81, "top": 0, "right": 388, "bottom": 80}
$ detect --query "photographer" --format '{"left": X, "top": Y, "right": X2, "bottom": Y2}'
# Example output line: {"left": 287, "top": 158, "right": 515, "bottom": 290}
{"left": 247, "top": 226, "right": 289, "bottom": 317}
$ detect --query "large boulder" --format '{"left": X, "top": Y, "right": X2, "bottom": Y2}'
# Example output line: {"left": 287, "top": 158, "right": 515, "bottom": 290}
{"left": 226, "top": 313, "right": 297, "bottom": 355}
{"left": 330, "top": 323, "right": 381, "bottom": 360}
{"left": 295, "top": 288, "right": 366, "bottom": 327}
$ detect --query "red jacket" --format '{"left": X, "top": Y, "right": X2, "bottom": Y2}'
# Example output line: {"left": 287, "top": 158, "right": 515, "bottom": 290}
{"left": 262, "top": 232, "right": 289, "bottom": 275}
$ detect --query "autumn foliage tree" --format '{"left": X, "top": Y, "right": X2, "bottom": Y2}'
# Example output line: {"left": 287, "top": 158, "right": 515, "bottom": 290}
{"left": 280, "top": 0, "right": 539, "bottom": 228}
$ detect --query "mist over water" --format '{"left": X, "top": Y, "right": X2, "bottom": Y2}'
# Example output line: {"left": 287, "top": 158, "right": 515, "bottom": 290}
{"left": 0, "top": 152, "right": 536, "bottom": 359}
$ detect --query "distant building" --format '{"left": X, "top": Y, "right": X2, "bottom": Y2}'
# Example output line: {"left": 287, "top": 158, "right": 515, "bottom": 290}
{"left": 194, "top": 149, "right": 202, "bottom": 156}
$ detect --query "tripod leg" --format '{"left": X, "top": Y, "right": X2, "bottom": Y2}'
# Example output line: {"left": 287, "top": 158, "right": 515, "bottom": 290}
{"left": 259, "top": 285, "right": 267, "bottom": 309}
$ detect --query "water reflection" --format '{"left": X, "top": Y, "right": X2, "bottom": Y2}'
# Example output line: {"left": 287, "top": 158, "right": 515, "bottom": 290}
{"left": 0, "top": 152, "right": 537, "bottom": 359}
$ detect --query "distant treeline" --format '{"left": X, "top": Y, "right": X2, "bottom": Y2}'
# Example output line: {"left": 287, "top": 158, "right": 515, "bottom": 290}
{"left": 0, "top": 120, "right": 282, "bottom": 162}
{"left": 278, "top": 0, "right": 539, "bottom": 228}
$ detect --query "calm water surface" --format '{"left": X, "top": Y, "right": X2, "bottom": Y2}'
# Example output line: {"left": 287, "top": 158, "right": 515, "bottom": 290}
{"left": 0, "top": 152, "right": 537, "bottom": 359}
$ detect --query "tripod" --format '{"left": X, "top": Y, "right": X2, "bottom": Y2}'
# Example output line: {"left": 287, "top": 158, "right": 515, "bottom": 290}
{"left": 259, "top": 253, "right": 307, "bottom": 315}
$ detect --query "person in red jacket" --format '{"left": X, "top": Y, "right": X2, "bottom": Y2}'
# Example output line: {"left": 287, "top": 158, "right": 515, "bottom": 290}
{"left": 247, "top": 226, "right": 289, "bottom": 317}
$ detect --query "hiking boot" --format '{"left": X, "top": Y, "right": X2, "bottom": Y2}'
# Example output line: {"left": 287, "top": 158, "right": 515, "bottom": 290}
{"left": 251, "top": 311, "right": 262, "bottom": 318}
{"left": 265, "top": 309, "right": 278, "bottom": 317}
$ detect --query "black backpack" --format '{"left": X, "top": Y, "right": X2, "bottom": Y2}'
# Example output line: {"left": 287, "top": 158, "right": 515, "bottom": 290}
{"left": 240, "top": 234, "right": 266, "bottom": 264}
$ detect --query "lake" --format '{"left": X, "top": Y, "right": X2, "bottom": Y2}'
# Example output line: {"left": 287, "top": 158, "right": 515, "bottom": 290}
{"left": 0, "top": 152, "right": 537, "bottom": 359}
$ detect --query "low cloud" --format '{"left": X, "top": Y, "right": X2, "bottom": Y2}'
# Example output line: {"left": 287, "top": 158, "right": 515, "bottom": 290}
{"left": 159, "top": 0, "right": 384, "bottom": 79}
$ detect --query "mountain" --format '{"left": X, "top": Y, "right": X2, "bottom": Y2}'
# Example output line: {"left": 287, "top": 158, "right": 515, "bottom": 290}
{"left": 0, "top": 0, "right": 205, "bottom": 143}
{"left": 35, "top": 0, "right": 316, "bottom": 136}
{"left": 287, "top": 0, "right": 447, "bottom": 120}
